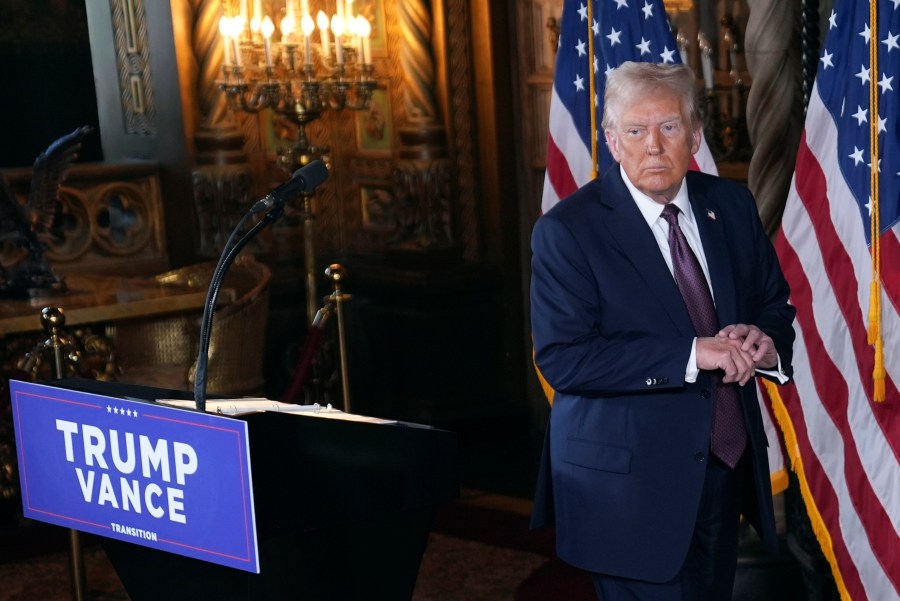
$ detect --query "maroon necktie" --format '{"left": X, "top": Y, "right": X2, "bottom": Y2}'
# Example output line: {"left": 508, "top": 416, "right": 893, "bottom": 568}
{"left": 660, "top": 203, "right": 746, "bottom": 468}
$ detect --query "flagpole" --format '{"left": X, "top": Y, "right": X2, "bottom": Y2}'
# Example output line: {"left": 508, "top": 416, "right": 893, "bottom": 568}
{"left": 587, "top": 0, "right": 599, "bottom": 180}
{"left": 867, "top": 1, "right": 885, "bottom": 401}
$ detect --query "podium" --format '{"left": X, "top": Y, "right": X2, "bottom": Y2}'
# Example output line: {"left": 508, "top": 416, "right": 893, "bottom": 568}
{"left": 35, "top": 379, "right": 459, "bottom": 600}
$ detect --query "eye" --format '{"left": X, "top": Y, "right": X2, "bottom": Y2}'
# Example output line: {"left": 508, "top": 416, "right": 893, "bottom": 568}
{"left": 661, "top": 122, "right": 682, "bottom": 135}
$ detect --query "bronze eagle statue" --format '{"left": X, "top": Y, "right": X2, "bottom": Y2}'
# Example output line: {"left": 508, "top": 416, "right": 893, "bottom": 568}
{"left": 0, "top": 126, "right": 93, "bottom": 297}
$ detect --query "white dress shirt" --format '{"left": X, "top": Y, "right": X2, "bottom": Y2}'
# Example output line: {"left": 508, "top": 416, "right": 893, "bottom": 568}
{"left": 618, "top": 166, "right": 787, "bottom": 384}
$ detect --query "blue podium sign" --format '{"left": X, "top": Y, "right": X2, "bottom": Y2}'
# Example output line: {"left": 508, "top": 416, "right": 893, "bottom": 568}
{"left": 10, "top": 380, "right": 259, "bottom": 573}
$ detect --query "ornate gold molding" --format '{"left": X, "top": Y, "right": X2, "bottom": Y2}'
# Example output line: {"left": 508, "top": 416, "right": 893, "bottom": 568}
{"left": 110, "top": 0, "right": 157, "bottom": 135}
{"left": 1, "top": 164, "right": 168, "bottom": 276}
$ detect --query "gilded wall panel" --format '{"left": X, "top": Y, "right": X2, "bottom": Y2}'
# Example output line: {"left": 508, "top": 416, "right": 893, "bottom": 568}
{"left": 111, "top": 0, "right": 157, "bottom": 135}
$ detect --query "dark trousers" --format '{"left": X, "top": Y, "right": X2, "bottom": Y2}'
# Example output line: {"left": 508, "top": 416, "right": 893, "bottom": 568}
{"left": 592, "top": 452, "right": 749, "bottom": 601}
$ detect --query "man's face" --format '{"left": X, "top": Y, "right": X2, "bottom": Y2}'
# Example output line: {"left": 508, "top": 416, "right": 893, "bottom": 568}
{"left": 604, "top": 93, "right": 701, "bottom": 204}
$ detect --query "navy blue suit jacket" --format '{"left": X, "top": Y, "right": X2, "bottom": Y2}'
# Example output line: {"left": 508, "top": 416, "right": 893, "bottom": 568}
{"left": 530, "top": 167, "right": 795, "bottom": 582}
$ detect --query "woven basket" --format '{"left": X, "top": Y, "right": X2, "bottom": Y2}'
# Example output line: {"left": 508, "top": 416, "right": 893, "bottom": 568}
{"left": 112, "top": 255, "right": 271, "bottom": 397}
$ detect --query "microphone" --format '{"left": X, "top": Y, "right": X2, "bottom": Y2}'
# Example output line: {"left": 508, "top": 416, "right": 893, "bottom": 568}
{"left": 250, "top": 160, "right": 329, "bottom": 214}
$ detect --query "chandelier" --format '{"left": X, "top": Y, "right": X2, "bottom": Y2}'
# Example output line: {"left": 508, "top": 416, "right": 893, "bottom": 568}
{"left": 217, "top": 0, "right": 377, "bottom": 169}
{"left": 216, "top": 1, "right": 378, "bottom": 324}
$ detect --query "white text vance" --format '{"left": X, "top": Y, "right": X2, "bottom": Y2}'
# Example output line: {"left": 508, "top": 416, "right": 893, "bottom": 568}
{"left": 56, "top": 419, "right": 198, "bottom": 524}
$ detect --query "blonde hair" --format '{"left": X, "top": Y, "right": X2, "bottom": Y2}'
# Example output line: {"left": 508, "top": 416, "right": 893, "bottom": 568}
{"left": 602, "top": 61, "right": 700, "bottom": 131}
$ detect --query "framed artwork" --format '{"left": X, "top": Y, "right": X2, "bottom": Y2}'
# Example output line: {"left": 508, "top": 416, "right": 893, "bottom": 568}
{"left": 359, "top": 182, "right": 395, "bottom": 231}
{"left": 354, "top": 0, "right": 387, "bottom": 53}
{"left": 355, "top": 87, "right": 392, "bottom": 154}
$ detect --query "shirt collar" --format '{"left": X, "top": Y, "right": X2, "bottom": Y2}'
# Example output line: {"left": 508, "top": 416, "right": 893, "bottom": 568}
{"left": 618, "top": 165, "right": 692, "bottom": 229}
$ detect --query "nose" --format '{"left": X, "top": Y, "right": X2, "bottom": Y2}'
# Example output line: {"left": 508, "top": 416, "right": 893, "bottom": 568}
{"left": 646, "top": 131, "right": 661, "bottom": 155}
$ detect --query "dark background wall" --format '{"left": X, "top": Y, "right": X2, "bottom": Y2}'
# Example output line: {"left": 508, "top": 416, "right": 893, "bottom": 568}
{"left": 0, "top": 1, "right": 103, "bottom": 167}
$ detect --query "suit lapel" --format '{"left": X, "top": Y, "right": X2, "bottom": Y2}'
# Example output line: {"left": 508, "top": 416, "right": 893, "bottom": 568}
{"left": 686, "top": 175, "right": 738, "bottom": 328}
{"left": 598, "top": 170, "right": 696, "bottom": 337}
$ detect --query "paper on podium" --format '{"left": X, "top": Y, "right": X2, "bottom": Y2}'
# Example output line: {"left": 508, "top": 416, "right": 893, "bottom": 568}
{"left": 157, "top": 398, "right": 396, "bottom": 424}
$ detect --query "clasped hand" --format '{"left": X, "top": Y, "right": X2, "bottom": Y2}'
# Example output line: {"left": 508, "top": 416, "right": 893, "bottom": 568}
{"left": 696, "top": 323, "right": 777, "bottom": 386}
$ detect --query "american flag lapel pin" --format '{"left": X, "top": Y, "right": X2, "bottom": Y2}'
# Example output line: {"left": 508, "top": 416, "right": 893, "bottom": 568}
{"left": 707, "top": 209, "right": 717, "bottom": 221}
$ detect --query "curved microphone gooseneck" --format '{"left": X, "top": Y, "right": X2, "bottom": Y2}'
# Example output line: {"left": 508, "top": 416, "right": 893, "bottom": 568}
{"left": 192, "top": 160, "right": 329, "bottom": 412}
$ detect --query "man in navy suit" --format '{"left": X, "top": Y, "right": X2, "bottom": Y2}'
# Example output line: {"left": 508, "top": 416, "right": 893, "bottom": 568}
{"left": 530, "top": 62, "right": 795, "bottom": 600}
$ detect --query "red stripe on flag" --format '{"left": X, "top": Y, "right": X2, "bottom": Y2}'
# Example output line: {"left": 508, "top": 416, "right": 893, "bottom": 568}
{"left": 545, "top": 134, "right": 578, "bottom": 203}
{"left": 880, "top": 229, "right": 900, "bottom": 317}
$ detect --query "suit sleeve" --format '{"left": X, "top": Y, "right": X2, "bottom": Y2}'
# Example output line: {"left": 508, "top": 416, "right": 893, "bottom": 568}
{"left": 743, "top": 195, "right": 796, "bottom": 383}
{"left": 530, "top": 212, "right": 693, "bottom": 398}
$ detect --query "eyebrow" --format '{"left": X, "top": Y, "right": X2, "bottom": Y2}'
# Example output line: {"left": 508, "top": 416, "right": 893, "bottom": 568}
{"left": 620, "top": 116, "right": 684, "bottom": 130}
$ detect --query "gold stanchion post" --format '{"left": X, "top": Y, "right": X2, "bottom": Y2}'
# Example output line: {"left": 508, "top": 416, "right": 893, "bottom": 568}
{"left": 34, "top": 308, "right": 87, "bottom": 601}
{"left": 324, "top": 265, "right": 351, "bottom": 413}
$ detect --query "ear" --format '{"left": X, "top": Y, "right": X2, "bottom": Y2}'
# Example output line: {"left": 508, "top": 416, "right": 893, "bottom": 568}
{"left": 690, "top": 126, "right": 701, "bottom": 155}
{"left": 604, "top": 130, "right": 621, "bottom": 163}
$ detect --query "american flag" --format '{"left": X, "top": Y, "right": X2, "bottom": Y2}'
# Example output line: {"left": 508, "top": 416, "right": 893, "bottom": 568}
{"left": 539, "top": 0, "right": 787, "bottom": 490}
{"left": 542, "top": 0, "right": 716, "bottom": 213}
{"left": 770, "top": 0, "right": 900, "bottom": 599}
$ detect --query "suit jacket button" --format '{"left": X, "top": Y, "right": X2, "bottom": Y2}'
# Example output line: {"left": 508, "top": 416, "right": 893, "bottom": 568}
{"left": 646, "top": 378, "right": 653, "bottom": 386}
{"left": 700, "top": 389, "right": 711, "bottom": 399}
{"left": 695, "top": 452, "right": 706, "bottom": 462}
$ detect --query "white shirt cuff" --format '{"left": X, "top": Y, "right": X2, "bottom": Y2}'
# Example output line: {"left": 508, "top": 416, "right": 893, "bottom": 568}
{"left": 685, "top": 338, "right": 699, "bottom": 383}
{"left": 757, "top": 352, "right": 789, "bottom": 384}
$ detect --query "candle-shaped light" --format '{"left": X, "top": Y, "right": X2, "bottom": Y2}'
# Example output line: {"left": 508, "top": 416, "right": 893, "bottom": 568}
{"left": 723, "top": 26, "right": 741, "bottom": 82}
{"left": 301, "top": 0, "right": 310, "bottom": 18}
{"left": 284, "top": 0, "right": 297, "bottom": 41}
{"left": 230, "top": 18, "right": 243, "bottom": 67}
{"left": 698, "top": 33, "right": 713, "bottom": 90}
{"left": 240, "top": 0, "right": 249, "bottom": 23}
{"left": 281, "top": 7, "right": 296, "bottom": 44}
{"left": 301, "top": 13, "right": 316, "bottom": 67}
{"left": 233, "top": 14, "right": 247, "bottom": 41}
{"left": 317, "top": 11, "right": 331, "bottom": 63}
{"left": 350, "top": 15, "right": 363, "bottom": 63}
{"left": 357, "top": 16, "right": 371, "bottom": 65}
{"left": 219, "top": 16, "right": 233, "bottom": 67}
{"left": 331, "top": 15, "right": 345, "bottom": 65}
{"left": 250, "top": 0, "right": 262, "bottom": 35}
{"left": 262, "top": 16, "right": 275, "bottom": 67}
{"left": 676, "top": 30, "right": 688, "bottom": 65}
{"left": 345, "top": 0, "right": 354, "bottom": 19}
